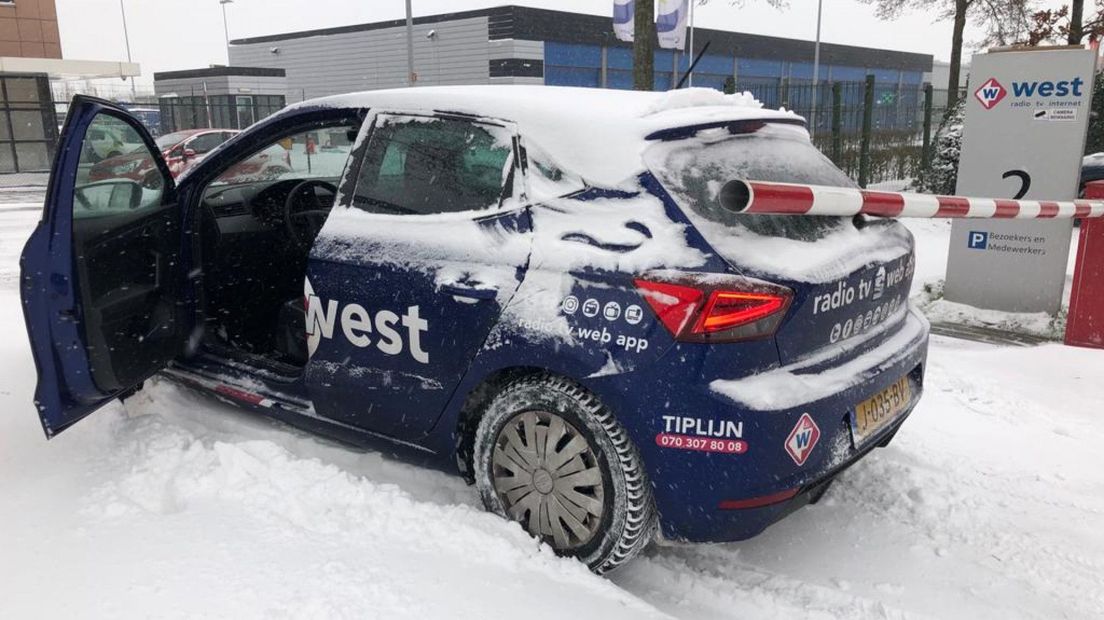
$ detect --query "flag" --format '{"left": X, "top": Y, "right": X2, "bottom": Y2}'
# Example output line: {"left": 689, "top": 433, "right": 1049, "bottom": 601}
{"left": 656, "top": 0, "right": 690, "bottom": 50}
{"left": 613, "top": 0, "right": 635, "bottom": 42}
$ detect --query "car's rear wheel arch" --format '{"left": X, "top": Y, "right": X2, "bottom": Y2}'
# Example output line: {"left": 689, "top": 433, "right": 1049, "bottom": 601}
{"left": 454, "top": 366, "right": 548, "bottom": 482}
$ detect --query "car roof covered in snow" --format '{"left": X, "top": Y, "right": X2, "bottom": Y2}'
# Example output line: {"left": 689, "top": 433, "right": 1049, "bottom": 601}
{"left": 295, "top": 85, "right": 803, "bottom": 188}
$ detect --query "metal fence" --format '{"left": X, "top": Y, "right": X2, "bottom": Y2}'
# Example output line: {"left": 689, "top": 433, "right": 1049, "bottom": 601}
{"left": 157, "top": 96, "right": 287, "bottom": 135}
{"left": 734, "top": 78, "right": 954, "bottom": 187}
{"left": 0, "top": 79, "right": 964, "bottom": 184}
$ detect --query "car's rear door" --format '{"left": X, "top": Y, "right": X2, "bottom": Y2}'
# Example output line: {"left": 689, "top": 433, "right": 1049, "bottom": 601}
{"left": 21, "top": 95, "right": 194, "bottom": 438}
{"left": 304, "top": 112, "right": 532, "bottom": 441}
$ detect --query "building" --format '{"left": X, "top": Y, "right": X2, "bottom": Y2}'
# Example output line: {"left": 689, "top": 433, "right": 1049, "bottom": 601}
{"left": 0, "top": 0, "right": 138, "bottom": 173}
{"left": 227, "top": 5, "right": 933, "bottom": 103}
{"left": 153, "top": 66, "right": 288, "bottom": 133}
{"left": 925, "top": 60, "right": 970, "bottom": 109}
{"left": 0, "top": 0, "right": 62, "bottom": 59}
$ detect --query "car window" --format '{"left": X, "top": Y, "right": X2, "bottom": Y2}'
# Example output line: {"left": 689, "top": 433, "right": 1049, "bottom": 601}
{"left": 188, "top": 133, "right": 227, "bottom": 155}
{"left": 74, "top": 113, "right": 164, "bottom": 219}
{"left": 156, "top": 131, "right": 196, "bottom": 150}
{"left": 645, "top": 122, "right": 855, "bottom": 241}
{"left": 208, "top": 125, "right": 355, "bottom": 187}
{"left": 352, "top": 115, "right": 515, "bottom": 216}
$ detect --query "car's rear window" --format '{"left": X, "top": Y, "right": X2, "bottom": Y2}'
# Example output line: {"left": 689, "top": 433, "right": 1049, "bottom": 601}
{"left": 644, "top": 122, "right": 856, "bottom": 240}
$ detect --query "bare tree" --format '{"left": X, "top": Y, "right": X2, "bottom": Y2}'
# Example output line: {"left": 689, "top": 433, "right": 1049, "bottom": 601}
{"left": 859, "top": 0, "right": 1034, "bottom": 108}
{"left": 634, "top": 0, "right": 786, "bottom": 90}
{"left": 1024, "top": 1, "right": 1104, "bottom": 45}
{"left": 1070, "top": 0, "right": 1085, "bottom": 42}
{"left": 634, "top": 0, "right": 657, "bottom": 90}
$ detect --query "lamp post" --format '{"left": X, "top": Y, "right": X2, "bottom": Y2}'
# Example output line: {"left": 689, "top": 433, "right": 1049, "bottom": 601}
{"left": 220, "top": 0, "right": 234, "bottom": 64}
{"left": 119, "top": 0, "right": 137, "bottom": 100}
{"left": 405, "top": 0, "right": 416, "bottom": 86}
{"left": 810, "top": 0, "right": 823, "bottom": 137}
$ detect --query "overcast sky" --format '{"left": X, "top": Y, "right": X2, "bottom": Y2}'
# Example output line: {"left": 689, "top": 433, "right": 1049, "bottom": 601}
{"left": 56, "top": 0, "right": 1067, "bottom": 82}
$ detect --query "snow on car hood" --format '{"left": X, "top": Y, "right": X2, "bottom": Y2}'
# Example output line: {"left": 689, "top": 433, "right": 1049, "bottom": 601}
{"left": 295, "top": 85, "right": 800, "bottom": 189}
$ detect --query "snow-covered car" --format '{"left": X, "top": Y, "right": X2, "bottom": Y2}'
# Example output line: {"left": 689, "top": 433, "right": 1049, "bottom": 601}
{"left": 1082, "top": 152, "right": 1104, "bottom": 195}
{"left": 81, "top": 119, "right": 146, "bottom": 162}
{"left": 88, "top": 129, "right": 241, "bottom": 188}
{"left": 21, "top": 88, "right": 928, "bottom": 573}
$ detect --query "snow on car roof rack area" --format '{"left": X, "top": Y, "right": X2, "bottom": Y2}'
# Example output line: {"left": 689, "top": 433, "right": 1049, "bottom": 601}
{"left": 300, "top": 86, "right": 802, "bottom": 188}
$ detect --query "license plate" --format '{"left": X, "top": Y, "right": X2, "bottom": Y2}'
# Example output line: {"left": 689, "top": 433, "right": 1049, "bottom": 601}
{"left": 852, "top": 375, "right": 912, "bottom": 443}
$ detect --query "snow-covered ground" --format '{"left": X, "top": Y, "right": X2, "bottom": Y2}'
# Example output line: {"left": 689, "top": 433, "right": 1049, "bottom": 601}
{"left": 2, "top": 204, "right": 1102, "bottom": 619}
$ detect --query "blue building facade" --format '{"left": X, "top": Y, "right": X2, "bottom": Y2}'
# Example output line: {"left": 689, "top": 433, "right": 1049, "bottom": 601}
{"left": 228, "top": 5, "right": 933, "bottom": 133}
{"left": 543, "top": 41, "right": 926, "bottom": 93}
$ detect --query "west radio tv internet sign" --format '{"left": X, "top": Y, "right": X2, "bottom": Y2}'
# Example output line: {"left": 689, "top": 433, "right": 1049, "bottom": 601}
{"left": 945, "top": 47, "right": 1097, "bottom": 315}
{"left": 974, "top": 75, "right": 1086, "bottom": 112}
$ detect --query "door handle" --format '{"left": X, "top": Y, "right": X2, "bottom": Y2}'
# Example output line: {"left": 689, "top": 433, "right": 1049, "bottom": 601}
{"left": 440, "top": 283, "right": 498, "bottom": 301}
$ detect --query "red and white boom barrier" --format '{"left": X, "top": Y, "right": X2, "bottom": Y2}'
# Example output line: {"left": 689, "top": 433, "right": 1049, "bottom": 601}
{"left": 721, "top": 180, "right": 1104, "bottom": 219}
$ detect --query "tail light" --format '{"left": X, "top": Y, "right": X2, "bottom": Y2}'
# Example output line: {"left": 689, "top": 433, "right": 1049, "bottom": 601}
{"left": 633, "top": 274, "right": 792, "bottom": 343}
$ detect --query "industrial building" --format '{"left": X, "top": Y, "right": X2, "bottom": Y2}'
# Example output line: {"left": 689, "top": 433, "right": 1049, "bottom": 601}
{"left": 0, "top": 0, "right": 139, "bottom": 173}
{"left": 225, "top": 5, "right": 933, "bottom": 102}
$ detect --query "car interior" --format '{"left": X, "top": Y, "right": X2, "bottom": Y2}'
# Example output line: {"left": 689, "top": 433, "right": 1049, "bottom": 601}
{"left": 194, "top": 114, "right": 516, "bottom": 373}
{"left": 197, "top": 122, "right": 359, "bottom": 371}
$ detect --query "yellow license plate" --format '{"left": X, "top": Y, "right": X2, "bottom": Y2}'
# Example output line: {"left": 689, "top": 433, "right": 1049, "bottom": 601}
{"left": 853, "top": 375, "right": 912, "bottom": 442}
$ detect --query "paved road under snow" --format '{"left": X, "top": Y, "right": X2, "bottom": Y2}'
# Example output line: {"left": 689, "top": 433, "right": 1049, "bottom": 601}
{"left": 1, "top": 206, "right": 1101, "bottom": 619}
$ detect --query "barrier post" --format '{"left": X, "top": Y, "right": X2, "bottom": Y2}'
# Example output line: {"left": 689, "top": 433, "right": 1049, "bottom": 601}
{"left": 1066, "top": 181, "right": 1104, "bottom": 348}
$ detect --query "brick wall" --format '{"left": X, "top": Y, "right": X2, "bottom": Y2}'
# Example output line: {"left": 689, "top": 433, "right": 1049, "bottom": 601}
{"left": 0, "top": 0, "right": 62, "bottom": 59}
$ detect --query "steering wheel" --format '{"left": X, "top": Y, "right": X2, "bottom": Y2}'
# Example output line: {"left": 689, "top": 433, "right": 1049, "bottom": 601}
{"left": 284, "top": 179, "right": 338, "bottom": 250}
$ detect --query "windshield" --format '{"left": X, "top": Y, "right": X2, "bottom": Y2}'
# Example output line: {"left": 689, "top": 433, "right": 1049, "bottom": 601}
{"left": 645, "top": 122, "right": 856, "bottom": 240}
{"left": 156, "top": 131, "right": 196, "bottom": 150}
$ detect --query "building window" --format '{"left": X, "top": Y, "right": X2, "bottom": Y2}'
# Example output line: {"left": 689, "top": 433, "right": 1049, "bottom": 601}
{"left": 159, "top": 93, "right": 287, "bottom": 133}
{"left": 0, "top": 74, "right": 57, "bottom": 173}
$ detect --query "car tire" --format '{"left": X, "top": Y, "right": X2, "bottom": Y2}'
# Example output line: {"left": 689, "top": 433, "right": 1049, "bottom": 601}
{"left": 473, "top": 374, "right": 656, "bottom": 574}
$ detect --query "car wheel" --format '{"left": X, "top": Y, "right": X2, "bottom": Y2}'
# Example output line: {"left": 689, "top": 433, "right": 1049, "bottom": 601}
{"left": 473, "top": 374, "right": 656, "bottom": 574}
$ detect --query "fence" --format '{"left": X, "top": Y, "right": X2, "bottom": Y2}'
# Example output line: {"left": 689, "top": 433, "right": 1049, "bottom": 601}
{"left": 734, "top": 78, "right": 953, "bottom": 187}
{"left": 157, "top": 96, "right": 288, "bottom": 135}
{"left": 0, "top": 79, "right": 967, "bottom": 184}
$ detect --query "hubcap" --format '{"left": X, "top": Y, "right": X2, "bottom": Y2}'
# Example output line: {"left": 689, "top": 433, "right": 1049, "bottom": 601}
{"left": 491, "top": 410, "right": 606, "bottom": 550}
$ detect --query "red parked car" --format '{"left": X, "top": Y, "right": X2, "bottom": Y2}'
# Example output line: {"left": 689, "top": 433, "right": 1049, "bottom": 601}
{"left": 89, "top": 129, "right": 239, "bottom": 186}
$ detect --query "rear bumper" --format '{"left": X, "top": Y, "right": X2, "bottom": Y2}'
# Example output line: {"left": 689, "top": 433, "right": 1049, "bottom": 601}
{"left": 661, "top": 406, "right": 916, "bottom": 545}
{"left": 585, "top": 304, "right": 930, "bottom": 544}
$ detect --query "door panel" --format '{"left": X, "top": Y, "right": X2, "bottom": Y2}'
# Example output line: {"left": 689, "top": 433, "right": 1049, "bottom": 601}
{"left": 303, "top": 113, "right": 532, "bottom": 441}
{"left": 20, "top": 96, "right": 188, "bottom": 438}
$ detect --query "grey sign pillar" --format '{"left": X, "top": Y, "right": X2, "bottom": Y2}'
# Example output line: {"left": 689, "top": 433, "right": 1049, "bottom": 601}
{"left": 944, "top": 47, "right": 1097, "bottom": 315}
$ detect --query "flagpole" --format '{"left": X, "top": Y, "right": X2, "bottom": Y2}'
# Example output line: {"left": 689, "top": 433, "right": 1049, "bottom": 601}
{"left": 687, "top": 0, "right": 695, "bottom": 87}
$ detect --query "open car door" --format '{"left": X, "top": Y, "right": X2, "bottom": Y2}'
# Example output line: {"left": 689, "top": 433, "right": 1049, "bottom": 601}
{"left": 21, "top": 96, "right": 194, "bottom": 438}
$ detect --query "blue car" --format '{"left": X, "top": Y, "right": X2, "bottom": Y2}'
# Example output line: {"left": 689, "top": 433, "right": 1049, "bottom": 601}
{"left": 21, "top": 87, "right": 928, "bottom": 573}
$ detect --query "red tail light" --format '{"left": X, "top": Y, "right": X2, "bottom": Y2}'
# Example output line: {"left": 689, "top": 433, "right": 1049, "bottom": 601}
{"left": 634, "top": 274, "right": 792, "bottom": 343}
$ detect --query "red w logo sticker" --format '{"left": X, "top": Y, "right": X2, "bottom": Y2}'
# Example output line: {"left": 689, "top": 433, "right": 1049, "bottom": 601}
{"left": 974, "top": 78, "right": 1008, "bottom": 110}
{"left": 785, "top": 413, "right": 821, "bottom": 466}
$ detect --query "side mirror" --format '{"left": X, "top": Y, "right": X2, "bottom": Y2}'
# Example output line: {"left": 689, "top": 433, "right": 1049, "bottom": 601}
{"left": 183, "top": 148, "right": 197, "bottom": 161}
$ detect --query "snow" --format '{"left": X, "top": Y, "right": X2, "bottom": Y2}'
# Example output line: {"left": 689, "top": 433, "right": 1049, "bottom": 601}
{"left": 296, "top": 85, "right": 798, "bottom": 188}
{"left": 3, "top": 200, "right": 1104, "bottom": 618}
{"left": 644, "top": 122, "right": 914, "bottom": 284}
{"left": 711, "top": 305, "right": 927, "bottom": 410}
